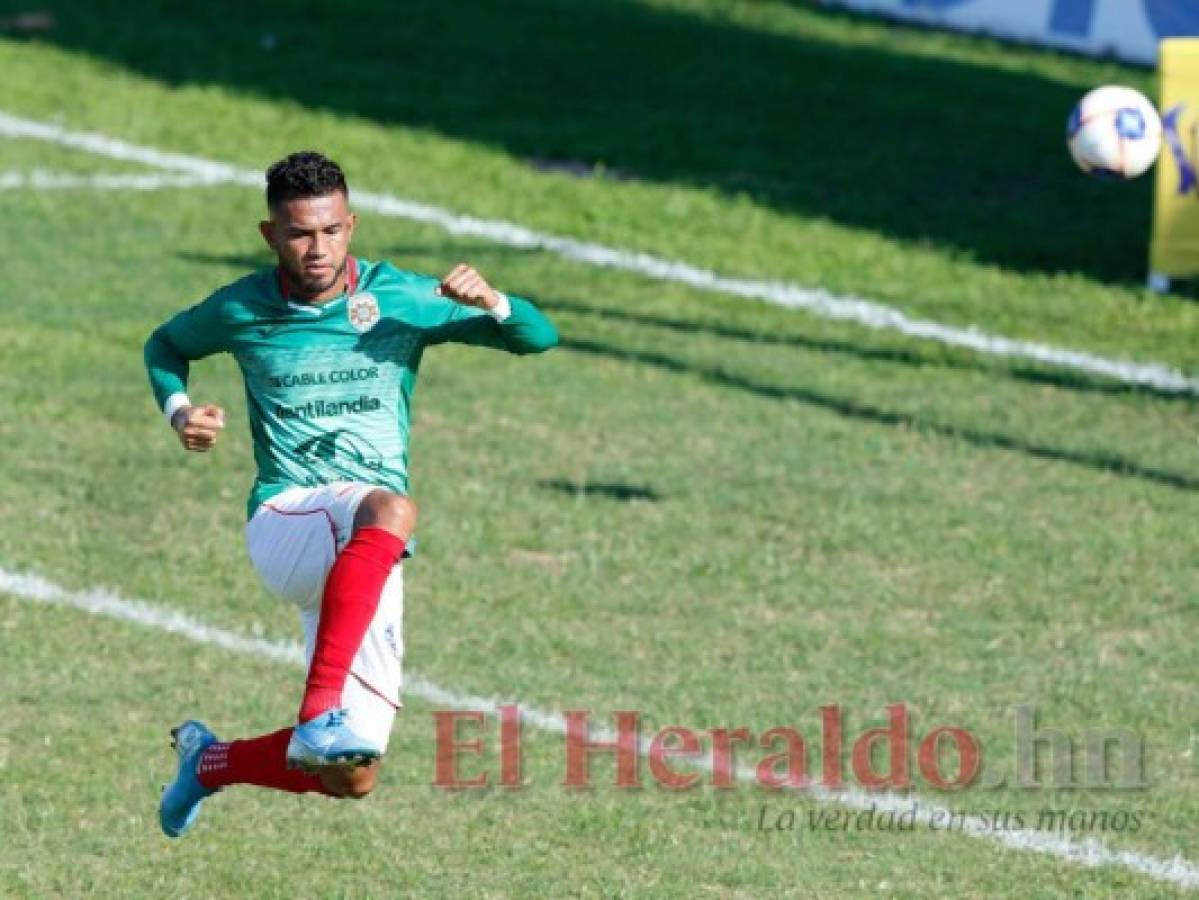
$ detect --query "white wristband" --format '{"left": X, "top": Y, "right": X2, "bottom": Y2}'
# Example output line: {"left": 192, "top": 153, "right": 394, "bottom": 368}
{"left": 487, "top": 291, "right": 512, "bottom": 323}
{"left": 163, "top": 392, "right": 191, "bottom": 427}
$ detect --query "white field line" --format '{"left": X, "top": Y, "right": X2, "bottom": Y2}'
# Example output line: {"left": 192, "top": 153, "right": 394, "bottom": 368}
{"left": 1, "top": 567, "right": 1196, "bottom": 891}
{"left": 2, "top": 110, "right": 1198, "bottom": 396}
{"left": 0, "top": 169, "right": 233, "bottom": 191}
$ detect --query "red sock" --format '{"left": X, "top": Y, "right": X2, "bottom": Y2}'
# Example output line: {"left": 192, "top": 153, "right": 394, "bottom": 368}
{"left": 300, "top": 526, "right": 406, "bottom": 723}
{"left": 197, "top": 728, "right": 334, "bottom": 795}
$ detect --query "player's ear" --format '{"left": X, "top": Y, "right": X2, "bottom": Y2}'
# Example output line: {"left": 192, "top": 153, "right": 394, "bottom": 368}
{"left": 346, "top": 211, "right": 358, "bottom": 241}
{"left": 258, "top": 219, "right": 276, "bottom": 249}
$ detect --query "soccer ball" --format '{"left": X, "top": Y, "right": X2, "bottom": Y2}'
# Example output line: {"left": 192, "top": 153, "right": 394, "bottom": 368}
{"left": 1066, "top": 85, "right": 1162, "bottom": 180}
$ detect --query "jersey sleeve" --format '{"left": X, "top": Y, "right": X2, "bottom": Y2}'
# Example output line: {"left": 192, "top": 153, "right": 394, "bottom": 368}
{"left": 421, "top": 292, "right": 559, "bottom": 354}
{"left": 143, "top": 292, "right": 232, "bottom": 411}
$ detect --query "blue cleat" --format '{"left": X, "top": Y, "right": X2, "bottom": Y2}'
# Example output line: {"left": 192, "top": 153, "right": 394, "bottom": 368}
{"left": 159, "top": 720, "right": 218, "bottom": 838}
{"left": 286, "top": 708, "right": 380, "bottom": 771}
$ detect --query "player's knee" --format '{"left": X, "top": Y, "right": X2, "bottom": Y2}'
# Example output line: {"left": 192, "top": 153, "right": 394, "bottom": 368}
{"left": 355, "top": 490, "right": 417, "bottom": 539}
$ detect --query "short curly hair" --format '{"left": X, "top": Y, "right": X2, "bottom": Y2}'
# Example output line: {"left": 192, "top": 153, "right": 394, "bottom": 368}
{"left": 265, "top": 151, "right": 348, "bottom": 210}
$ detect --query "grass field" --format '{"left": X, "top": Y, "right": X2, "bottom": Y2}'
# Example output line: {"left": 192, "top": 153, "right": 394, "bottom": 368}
{"left": 1, "top": 1, "right": 1197, "bottom": 896}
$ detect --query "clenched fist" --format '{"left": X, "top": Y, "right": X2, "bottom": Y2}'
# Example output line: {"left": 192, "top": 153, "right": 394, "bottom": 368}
{"left": 172, "top": 403, "right": 225, "bottom": 453}
{"left": 435, "top": 263, "right": 500, "bottom": 310}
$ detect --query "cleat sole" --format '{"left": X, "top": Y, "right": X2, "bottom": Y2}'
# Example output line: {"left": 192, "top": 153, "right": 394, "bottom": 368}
{"left": 286, "top": 751, "right": 379, "bottom": 771}
{"left": 333, "top": 751, "right": 379, "bottom": 768}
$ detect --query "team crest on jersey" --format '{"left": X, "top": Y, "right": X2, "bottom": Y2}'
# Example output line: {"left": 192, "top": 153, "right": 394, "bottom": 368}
{"left": 347, "top": 292, "right": 381, "bottom": 333}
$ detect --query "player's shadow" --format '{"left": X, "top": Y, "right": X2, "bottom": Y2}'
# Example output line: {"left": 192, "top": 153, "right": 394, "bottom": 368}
{"left": 539, "top": 296, "right": 1197, "bottom": 404}
{"left": 560, "top": 336, "right": 1199, "bottom": 492}
{"left": 33, "top": 0, "right": 1152, "bottom": 284}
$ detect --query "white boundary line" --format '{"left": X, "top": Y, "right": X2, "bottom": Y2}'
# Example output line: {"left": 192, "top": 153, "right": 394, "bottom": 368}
{"left": 1, "top": 566, "right": 1195, "bottom": 891}
{"left": 0, "top": 169, "right": 232, "bottom": 191}
{"left": 3, "top": 109, "right": 1199, "bottom": 396}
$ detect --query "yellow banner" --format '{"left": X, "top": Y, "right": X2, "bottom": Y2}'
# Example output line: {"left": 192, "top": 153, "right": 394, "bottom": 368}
{"left": 1150, "top": 39, "right": 1199, "bottom": 281}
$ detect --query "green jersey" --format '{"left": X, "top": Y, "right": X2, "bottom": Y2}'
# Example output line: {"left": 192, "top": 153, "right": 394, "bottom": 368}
{"left": 144, "top": 257, "right": 558, "bottom": 518}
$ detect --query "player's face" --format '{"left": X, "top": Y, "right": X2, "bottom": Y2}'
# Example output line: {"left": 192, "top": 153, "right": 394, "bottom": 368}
{"left": 260, "top": 191, "right": 357, "bottom": 302}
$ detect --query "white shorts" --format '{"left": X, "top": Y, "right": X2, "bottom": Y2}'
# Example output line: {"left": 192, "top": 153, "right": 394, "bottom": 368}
{"left": 245, "top": 482, "right": 404, "bottom": 752}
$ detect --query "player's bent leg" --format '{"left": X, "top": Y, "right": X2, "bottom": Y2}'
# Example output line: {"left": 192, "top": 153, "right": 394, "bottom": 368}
{"left": 162, "top": 500, "right": 404, "bottom": 830}
{"left": 293, "top": 620, "right": 403, "bottom": 773}
{"left": 297, "top": 489, "right": 414, "bottom": 727}
{"left": 245, "top": 484, "right": 409, "bottom": 770}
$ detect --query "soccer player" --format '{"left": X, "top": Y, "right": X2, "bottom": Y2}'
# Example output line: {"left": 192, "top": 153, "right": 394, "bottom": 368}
{"left": 145, "top": 151, "right": 558, "bottom": 837}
